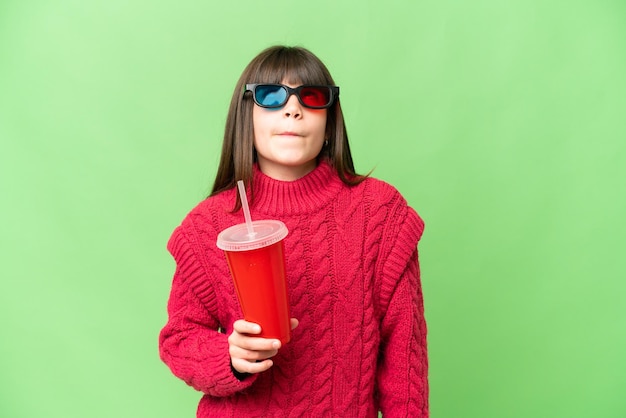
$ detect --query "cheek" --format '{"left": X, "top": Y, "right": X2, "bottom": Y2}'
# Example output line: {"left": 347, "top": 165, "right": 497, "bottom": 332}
{"left": 252, "top": 107, "right": 277, "bottom": 138}
{"left": 252, "top": 107, "right": 262, "bottom": 135}
{"left": 305, "top": 109, "right": 327, "bottom": 132}
{"left": 316, "top": 113, "right": 328, "bottom": 137}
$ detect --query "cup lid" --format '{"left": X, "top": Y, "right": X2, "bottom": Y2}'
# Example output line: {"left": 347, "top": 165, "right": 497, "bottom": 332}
{"left": 216, "top": 220, "right": 288, "bottom": 252}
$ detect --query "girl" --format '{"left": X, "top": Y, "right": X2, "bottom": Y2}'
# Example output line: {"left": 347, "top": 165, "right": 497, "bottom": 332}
{"left": 159, "top": 45, "right": 428, "bottom": 417}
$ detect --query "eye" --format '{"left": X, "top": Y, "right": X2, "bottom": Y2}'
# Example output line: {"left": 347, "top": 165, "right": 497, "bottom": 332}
{"left": 256, "top": 85, "right": 287, "bottom": 106}
{"left": 300, "top": 87, "right": 329, "bottom": 107}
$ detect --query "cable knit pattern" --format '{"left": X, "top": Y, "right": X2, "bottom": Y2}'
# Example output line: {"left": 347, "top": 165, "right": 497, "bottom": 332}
{"left": 159, "top": 161, "right": 428, "bottom": 417}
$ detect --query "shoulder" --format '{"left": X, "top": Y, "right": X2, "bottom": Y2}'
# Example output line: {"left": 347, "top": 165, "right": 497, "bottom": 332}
{"left": 183, "top": 189, "right": 236, "bottom": 226}
{"left": 168, "top": 189, "right": 238, "bottom": 253}
{"left": 353, "top": 177, "right": 423, "bottom": 233}
{"left": 344, "top": 177, "right": 425, "bottom": 259}
{"left": 357, "top": 176, "right": 406, "bottom": 204}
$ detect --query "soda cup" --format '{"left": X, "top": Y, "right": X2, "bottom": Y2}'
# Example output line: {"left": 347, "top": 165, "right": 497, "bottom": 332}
{"left": 216, "top": 220, "right": 291, "bottom": 344}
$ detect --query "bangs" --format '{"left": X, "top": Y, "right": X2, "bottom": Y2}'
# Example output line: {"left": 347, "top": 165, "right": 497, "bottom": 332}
{"left": 211, "top": 45, "right": 361, "bottom": 202}
{"left": 249, "top": 47, "right": 334, "bottom": 86}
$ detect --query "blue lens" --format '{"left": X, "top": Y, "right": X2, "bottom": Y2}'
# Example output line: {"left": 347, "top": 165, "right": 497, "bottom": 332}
{"left": 256, "top": 85, "right": 287, "bottom": 107}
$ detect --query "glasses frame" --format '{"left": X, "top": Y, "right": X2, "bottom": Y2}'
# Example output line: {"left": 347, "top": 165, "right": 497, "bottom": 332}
{"left": 245, "top": 83, "right": 340, "bottom": 109}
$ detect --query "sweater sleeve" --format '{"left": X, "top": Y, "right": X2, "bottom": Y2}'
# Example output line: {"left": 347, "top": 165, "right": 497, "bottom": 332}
{"left": 158, "top": 225, "right": 258, "bottom": 396}
{"left": 376, "top": 205, "right": 429, "bottom": 417}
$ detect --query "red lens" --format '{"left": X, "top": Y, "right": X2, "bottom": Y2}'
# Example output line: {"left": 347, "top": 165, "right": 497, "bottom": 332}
{"left": 299, "top": 86, "right": 330, "bottom": 108}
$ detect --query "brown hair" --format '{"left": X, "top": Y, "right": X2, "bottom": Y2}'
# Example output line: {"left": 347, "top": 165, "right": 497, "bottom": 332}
{"left": 210, "top": 45, "right": 366, "bottom": 207}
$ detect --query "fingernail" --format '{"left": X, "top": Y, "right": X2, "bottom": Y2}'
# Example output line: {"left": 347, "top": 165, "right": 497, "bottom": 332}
{"left": 272, "top": 341, "right": 280, "bottom": 349}
{"left": 253, "top": 325, "right": 261, "bottom": 333}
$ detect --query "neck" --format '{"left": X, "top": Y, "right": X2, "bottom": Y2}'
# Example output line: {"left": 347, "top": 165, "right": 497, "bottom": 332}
{"left": 251, "top": 160, "right": 343, "bottom": 216}
{"left": 256, "top": 159, "right": 317, "bottom": 181}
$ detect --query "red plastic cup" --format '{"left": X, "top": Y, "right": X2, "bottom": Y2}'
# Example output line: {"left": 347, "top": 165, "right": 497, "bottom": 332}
{"left": 216, "top": 220, "right": 291, "bottom": 344}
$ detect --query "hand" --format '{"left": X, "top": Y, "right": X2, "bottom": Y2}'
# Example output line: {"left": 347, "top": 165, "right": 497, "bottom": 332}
{"left": 228, "top": 318, "right": 299, "bottom": 375}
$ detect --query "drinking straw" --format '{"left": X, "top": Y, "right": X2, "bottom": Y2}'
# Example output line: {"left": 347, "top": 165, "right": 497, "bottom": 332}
{"left": 237, "top": 180, "right": 255, "bottom": 237}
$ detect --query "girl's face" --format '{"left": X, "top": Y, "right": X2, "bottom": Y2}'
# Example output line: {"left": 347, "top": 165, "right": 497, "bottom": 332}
{"left": 252, "top": 81, "right": 327, "bottom": 181}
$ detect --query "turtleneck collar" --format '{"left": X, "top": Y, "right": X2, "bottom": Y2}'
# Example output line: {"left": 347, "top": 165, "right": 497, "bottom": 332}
{"left": 250, "top": 160, "right": 344, "bottom": 216}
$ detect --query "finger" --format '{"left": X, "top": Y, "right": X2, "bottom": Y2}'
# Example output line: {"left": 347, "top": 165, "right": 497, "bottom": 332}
{"left": 229, "top": 344, "right": 279, "bottom": 361}
{"left": 233, "top": 319, "right": 262, "bottom": 335}
{"left": 229, "top": 331, "right": 281, "bottom": 352}
{"left": 232, "top": 358, "right": 274, "bottom": 374}
{"left": 290, "top": 318, "right": 299, "bottom": 330}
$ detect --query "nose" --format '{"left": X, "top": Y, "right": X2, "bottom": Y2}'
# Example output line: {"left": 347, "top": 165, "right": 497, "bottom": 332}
{"left": 282, "top": 93, "right": 302, "bottom": 119}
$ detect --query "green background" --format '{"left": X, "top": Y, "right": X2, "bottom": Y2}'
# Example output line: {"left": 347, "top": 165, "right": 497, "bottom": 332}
{"left": 1, "top": 1, "right": 625, "bottom": 417}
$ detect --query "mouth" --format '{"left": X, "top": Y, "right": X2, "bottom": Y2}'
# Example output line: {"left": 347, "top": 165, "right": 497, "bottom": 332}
{"left": 278, "top": 131, "right": 302, "bottom": 137}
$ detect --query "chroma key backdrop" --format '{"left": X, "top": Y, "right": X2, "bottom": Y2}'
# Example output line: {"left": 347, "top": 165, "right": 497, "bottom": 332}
{"left": 1, "top": 1, "right": 625, "bottom": 417}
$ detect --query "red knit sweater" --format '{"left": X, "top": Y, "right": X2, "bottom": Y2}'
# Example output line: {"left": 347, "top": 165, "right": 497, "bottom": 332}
{"left": 159, "top": 161, "right": 428, "bottom": 417}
